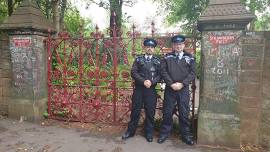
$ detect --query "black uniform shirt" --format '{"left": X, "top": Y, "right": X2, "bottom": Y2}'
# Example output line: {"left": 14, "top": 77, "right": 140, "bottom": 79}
{"left": 131, "top": 55, "right": 161, "bottom": 86}
{"left": 161, "top": 51, "right": 195, "bottom": 87}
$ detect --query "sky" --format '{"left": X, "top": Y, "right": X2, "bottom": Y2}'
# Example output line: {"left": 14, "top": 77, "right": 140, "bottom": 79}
{"left": 71, "top": 0, "right": 179, "bottom": 33}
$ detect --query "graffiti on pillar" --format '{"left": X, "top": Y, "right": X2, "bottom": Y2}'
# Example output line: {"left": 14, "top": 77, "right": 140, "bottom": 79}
{"left": 10, "top": 36, "right": 33, "bottom": 97}
{"left": 9, "top": 35, "right": 45, "bottom": 98}
{"left": 202, "top": 31, "right": 242, "bottom": 114}
{"left": 13, "top": 37, "right": 31, "bottom": 47}
{"left": 32, "top": 35, "right": 46, "bottom": 98}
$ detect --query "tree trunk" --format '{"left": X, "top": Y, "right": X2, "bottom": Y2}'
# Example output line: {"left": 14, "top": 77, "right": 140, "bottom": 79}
{"left": 109, "top": 0, "right": 122, "bottom": 36}
{"left": 60, "top": 0, "right": 67, "bottom": 31}
{"left": 7, "top": 0, "right": 13, "bottom": 16}
{"left": 45, "top": 0, "right": 51, "bottom": 19}
{"left": 52, "top": 0, "right": 60, "bottom": 33}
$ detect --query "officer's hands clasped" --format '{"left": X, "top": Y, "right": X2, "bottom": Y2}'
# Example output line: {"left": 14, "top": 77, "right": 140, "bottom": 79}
{"left": 170, "top": 82, "right": 184, "bottom": 91}
{"left": 144, "top": 80, "right": 152, "bottom": 88}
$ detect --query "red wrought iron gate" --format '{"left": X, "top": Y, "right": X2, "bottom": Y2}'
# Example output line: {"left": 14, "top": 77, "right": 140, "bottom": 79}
{"left": 45, "top": 20, "right": 197, "bottom": 124}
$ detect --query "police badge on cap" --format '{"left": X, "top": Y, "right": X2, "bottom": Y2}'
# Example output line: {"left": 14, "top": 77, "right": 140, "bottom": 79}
{"left": 171, "top": 35, "right": 185, "bottom": 43}
{"left": 143, "top": 38, "right": 157, "bottom": 47}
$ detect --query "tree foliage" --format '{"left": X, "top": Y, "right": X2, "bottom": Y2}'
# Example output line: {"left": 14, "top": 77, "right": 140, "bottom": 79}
{"left": 36, "top": 0, "right": 68, "bottom": 32}
{"left": 156, "top": 0, "right": 270, "bottom": 32}
{"left": 0, "top": 0, "right": 24, "bottom": 23}
{"left": 155, "top": 0, "right": 209, "bottom": 34}
{"left": 241, "top": 0, "right": 270, "bottom": 14}
{"left": 0, "top": 0, "right": 94, "bottom": 34}
{"left": 64, "top": 6, "right": 94, "bottom": 36}
{"left": 0, "top": 1, "right": 8, "bottom": 23}
{"left": 0, "top": 0, "right": 68, "bottom": 32}
{"left": 85, "top": 0, "right": 136, "bottom": 33}
{"left": 255, "top": 13, "right": 270, "bottom": 31}
{"left": 241, "top": 0, "right": 270, "bottom": 31}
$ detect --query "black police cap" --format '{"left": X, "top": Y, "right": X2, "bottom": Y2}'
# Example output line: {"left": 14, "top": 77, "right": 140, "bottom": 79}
{"left": 143, "top": 38, "right": 157, "bottom": 47}
{"left": 171, "top": 35, "right": 185, "bottom": 43}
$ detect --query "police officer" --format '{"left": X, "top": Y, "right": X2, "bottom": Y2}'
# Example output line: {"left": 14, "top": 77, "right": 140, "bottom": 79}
{"left": 122, "top": 38, "right": 161, "bottom": 142}
{"left": 157, "top": 35, "right": 195, "bottom": 145}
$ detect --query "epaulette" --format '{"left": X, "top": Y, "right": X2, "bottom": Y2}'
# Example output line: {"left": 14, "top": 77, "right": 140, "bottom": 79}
{"left": 183, "top": 52, "right": 194, "bottom": 60}
{"left": 164, "top": 54, "right": 175, "bottom": 59}
{"left": 136, "top": 55, "right": 144, "bottom": 62}
{"left": 135, "top": 55, "right": 145, "bottom": 64}
{"left": 183, "top": 55, "right": 194, "bottom": 64}
{"left": 152, "top": 56, "right": 160, "bottom": 64}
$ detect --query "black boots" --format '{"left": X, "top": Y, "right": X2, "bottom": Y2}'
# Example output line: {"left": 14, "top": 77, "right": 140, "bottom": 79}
{"left": 121, "top": 131, "right": 135, "bottom": 140}
{"left": 122, "top": 131, "right": 153, "bottom": 142}
{"left": 145, "top": 135, "right": 153, "bottom": 142}
{"left": 181, "top": 136, "right": 194, "bottom": 145}
{"left": 157, "top": 135, "right": 194, "bottom": 145}
{"left": 157, "top": 135, "right": 168, "bottom": 144}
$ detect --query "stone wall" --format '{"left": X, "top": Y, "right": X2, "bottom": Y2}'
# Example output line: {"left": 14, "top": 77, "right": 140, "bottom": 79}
{"left": 198, "top": 30, "right": 242, "bottom": 147}
{"left": 7, "top": 34, "right": 47, "bottom": 121}
{"left": 198, "top": 31, "right": 270, "bottom": 149}
{"left": 259, "top": 32, "right": 270, "bottom": 150}
{"left": 240, "top": 32, "right": 264, "bottom": 145}
{"left": 239, "top": 32, "right": 270, "bottom": 150}
{"left": 0, "top": 0, "right": 52, "bottom": 121}
{"left": 0, "top": 33, "right": 12, "bottom": 115}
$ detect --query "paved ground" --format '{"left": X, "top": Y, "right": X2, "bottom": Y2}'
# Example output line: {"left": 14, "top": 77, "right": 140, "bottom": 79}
{"left": 0, "top": 116, "right": 240, "bottom": 152}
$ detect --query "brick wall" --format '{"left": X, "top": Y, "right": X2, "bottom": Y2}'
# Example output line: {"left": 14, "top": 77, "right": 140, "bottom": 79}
{"left": 240, "top": 32, "right": 264, "bottom": 145}
{"left": 259, "top": 32, "right": 270, "bottom": 150}
{"left": 0, "top": 33, "right": 11, "bottom": 115}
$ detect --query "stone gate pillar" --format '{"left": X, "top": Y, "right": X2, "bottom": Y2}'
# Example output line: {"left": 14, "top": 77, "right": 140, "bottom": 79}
{"left": 0, "top": 33, "right": 11, "bottom": 115}
{"left": 0, "top": 0, "right": 54, "bottom": 121}
{"left": 197, "top": 0, "right": 255, "bottom": 147}
{"left": 259, "top": 32, "right": 270, "bottom": 150}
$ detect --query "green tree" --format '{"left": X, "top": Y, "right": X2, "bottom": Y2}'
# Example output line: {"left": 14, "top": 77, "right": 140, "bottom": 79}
{"left": 64, "top": 7, "right": 94, "bottom": 36}
{"left": 0, "top": 0, "right": 94, "bottom": 34}
{"left": 0, "top": 0, "right": 69, "bottom": 32}
{"left": 85, "top": 0, "right": 136, "bottom": 33}
{"left": 37, "top": 0, "right": 68, "bottom": 32}
{"left": 0, "top": 0, "right": 23, "bottom": 23}
{"left": 155, "top": 0, "right": 270, "bottom": 32}
{"left": 255, "top": 13, "right": 270, "bottom": 31}
{"left": 155, "top": 0, "right": 209, "bottom": 34}
{"left": 0, "top": 1, "right": 8, "bottom": 23}
{"left": 7, "top": 0, "right": 23, "bottom": 16}
{"left": 241, "top": 0, "right": 270, "bottom": 30}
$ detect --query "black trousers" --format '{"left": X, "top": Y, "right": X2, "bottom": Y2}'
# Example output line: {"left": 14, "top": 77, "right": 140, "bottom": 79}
{"left": 127, "top": 85, "right": 157, "bottom": 136}
{"left": 159, "top": 86, "right": 191, "bottom": 137}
